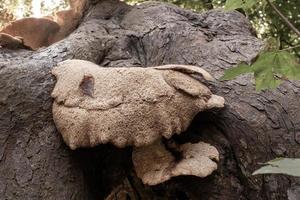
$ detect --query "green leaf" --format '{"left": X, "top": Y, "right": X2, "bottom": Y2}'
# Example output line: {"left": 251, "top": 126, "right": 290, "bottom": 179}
{"left": 220, "top": 63, "right": 253, "bottom": 80}
{"left": 251, "top": 51, "right": 300, "bottom": 90}
{"left": 225, "top": 0, "right": 244, "bottom": 10}
{"left": 220, "top": 50, "right": 300, "bottom": 91}
{"left": 243, "top": 0, "right": 257, "bottom": 9}
{"left": 273, "top": 51, "right": 300, "bottom": 80}
{"left": 254, "top": 69, "right": 282, "bottom": 91}
{"left": 251, "top": 52, "right": 282, "bottom": 91}
{"left": 253, "top": 158, "right": 300, "bottom": 177}
{"left": 225, "top": 0, "right": 258, "bottom": 10}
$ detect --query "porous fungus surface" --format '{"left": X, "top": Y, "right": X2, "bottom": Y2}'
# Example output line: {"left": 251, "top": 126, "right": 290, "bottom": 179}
{"left": 51, "top": 59, "right": 224, "bottom": 149}
{"left": 132, "top": 141, "right": 219, "bottom": 185}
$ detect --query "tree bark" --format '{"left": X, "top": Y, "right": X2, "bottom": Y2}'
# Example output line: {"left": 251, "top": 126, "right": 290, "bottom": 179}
{"left": 0, "top": 0, "right": 299, "bottom": 199}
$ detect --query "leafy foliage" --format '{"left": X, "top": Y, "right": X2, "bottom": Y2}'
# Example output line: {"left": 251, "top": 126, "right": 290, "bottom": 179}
{"left": 221, "top": 51, "right": 300, "bottom": 90}
{"left": 253, "top": 158, "right": 300, "bottom": 177}
{"left": 224, "top": 0, "right": 257, "bottom": 10}
{"left": 226, "top": 0, "right": 300, "bottom": 57}
{"left": 262, "top": 0, "right": 300, "bottom": 57}
{"left": 219, "top": 63, "right": 253, "bottom": 80}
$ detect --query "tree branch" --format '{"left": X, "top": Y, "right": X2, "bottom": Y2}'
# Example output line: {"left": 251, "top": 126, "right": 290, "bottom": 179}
{"left": 266, "top": 0, "right": 300, "bottom": 37}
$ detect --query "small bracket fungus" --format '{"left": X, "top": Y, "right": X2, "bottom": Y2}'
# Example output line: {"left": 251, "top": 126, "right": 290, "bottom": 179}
{"left": 132, "top": 141, "right": 219, "bottom": 185}
{"left": 51, "top": 59, "right": 224, "bottom": 149}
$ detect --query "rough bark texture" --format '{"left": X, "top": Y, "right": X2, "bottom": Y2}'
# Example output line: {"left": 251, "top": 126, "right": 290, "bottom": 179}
{"left": 0, "top": 0, "right": 299, "bottom": 199}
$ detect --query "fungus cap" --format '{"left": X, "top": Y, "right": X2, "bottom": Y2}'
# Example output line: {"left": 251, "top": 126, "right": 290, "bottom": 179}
{"left": 132, "top": 141, "right": 219, "bottom": 185}
{"left": 51, "top": 59, "right": 224, "bottom": 149}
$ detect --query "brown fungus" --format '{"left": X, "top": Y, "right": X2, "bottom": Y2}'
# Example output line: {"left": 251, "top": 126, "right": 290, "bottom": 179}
{"left": 51, "top": 59, "right": 224, "bottom": 149}
{"left": 132, "top": 141, "right": 219, "bottom": 185}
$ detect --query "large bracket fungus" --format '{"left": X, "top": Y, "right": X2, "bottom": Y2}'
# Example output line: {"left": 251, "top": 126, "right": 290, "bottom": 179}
{"left": 51, "top": 59, "right": 224, "bottom": 185}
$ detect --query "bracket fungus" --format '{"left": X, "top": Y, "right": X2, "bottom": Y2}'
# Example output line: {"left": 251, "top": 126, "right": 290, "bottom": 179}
{"left": 132, "top": 141, "right": 219, "bottom": 185}
{"left": 51, "top": 59, "right": 224, "bottom": 185}
{"left": 51, "top": 59, "right": 224, "bottom": 149}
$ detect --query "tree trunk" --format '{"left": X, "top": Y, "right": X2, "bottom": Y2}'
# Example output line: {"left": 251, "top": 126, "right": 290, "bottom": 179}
{"left": 0, "top": 0, "right": 299, "bottom": 199}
